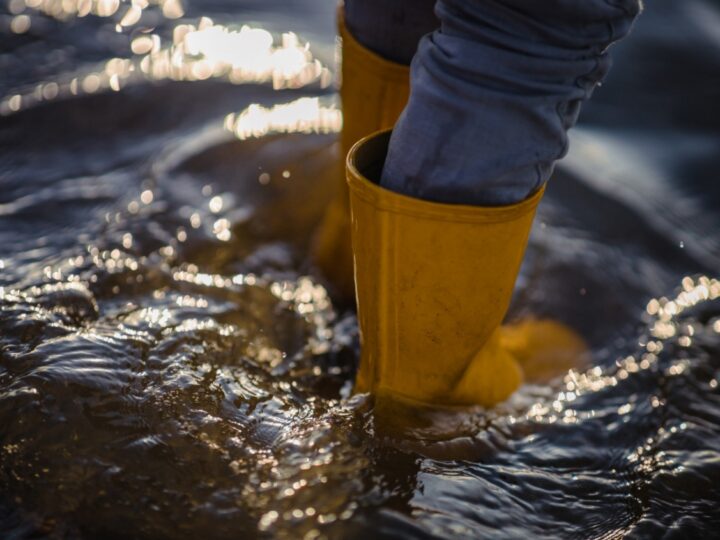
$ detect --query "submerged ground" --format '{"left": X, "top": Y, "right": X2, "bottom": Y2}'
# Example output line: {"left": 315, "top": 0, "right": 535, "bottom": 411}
{"left": 1, "top": 0, "right": 720, "bottom": 538}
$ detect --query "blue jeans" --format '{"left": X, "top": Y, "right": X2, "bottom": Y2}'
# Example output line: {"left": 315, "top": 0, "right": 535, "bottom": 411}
{"left": 345, "top": 0, "right": 642, "bottom": 205}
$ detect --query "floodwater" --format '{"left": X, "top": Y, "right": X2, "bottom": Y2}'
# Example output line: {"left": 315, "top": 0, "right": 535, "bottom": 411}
{"left": 1, "top": 0, "right": 719, "bottom": 538}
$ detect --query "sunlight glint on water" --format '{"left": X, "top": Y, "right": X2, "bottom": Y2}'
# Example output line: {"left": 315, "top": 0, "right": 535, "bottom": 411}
{"left": 0, "top": 16, "right": 332, "bottom": 115}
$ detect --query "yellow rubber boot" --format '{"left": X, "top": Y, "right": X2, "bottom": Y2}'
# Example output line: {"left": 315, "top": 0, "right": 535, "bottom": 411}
{"left": 312, "top": 13, "right": 410, "bottom": 299}
{"left": 347, "top": 130, "right": 587, "bottom": 407}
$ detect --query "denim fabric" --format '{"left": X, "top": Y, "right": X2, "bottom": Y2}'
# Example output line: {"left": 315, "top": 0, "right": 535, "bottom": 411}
{"left": 348, "top": 0, "right": 643, "bottom": 205}
{"left": 344, "top": 0, "right": 438, "bottom": 65}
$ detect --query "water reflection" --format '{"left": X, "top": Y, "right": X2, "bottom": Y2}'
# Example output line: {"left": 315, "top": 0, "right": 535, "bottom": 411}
{"left": 224, "top": 97, "right": 342, "bottom": 141}
{"left": 137, "top": 21, "right": 332, "bottom": 88}
{"left": 9, "top": 13, "right": 31, "bottom": 32}
{"left": 13, "top": 0, "right": 183, "bottom": 22}
{"left": 1, "top": 18, "right": 332, "bottom": 115}
{"left": 523, "top": 276, "right": 720, "bottom": 427}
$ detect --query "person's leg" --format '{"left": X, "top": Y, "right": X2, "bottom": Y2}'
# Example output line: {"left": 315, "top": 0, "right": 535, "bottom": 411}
{"left": 381, "top": 0, "right": 643, "bottom": 205}
{"left": 347, "top": 0, "right": 642, "bottom": 407}
{"left": 312, "top": 0, "right": 437, "bottom": 299}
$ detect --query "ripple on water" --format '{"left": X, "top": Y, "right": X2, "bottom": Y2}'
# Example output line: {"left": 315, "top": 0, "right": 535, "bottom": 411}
{"left": 1, "top": 119, "right": 719, "bottom": 536}
{"left": 2, "top": 233, "right": 719, "bottom": 537}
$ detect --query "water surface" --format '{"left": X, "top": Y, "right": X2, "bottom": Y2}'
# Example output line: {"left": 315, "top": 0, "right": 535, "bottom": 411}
{"left": 1, "top": 0, "right": 720, "bottom": 538}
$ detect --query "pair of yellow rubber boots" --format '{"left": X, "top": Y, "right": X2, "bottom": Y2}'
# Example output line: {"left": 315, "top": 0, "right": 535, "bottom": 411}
{"left": 313, "top": 18, "right": 586, "bottom": 408}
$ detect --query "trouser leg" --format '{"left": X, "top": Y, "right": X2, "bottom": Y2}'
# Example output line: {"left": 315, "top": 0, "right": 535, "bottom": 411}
{"left": 344, "top": 1, "right": 642, "bottom": 407}
{"left": 311, "top": 1, "right": 434, "bottom": 298}
{"left": 380, "top": 0, "right": 643, "bottom": 205}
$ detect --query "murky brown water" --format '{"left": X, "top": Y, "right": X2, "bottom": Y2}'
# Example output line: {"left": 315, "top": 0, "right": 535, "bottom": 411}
{"left": 2, "top": 0, "right": 720, "bottom": 538}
